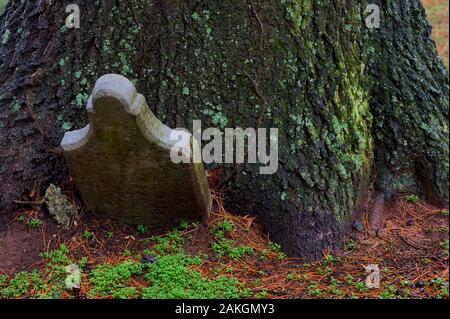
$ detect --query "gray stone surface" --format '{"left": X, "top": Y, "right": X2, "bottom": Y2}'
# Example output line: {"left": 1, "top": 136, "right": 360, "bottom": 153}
{"left": 45, "top": 184, "right": 74, "bottom": 229}
{"left": 61, "top": 74, "right": 211, "bottom": 227}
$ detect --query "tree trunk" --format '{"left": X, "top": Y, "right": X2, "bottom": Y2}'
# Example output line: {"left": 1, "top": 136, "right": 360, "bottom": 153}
{"left": 0, "top": 0, "right": 448, "bottom": 260}
{"left": 370, "top": 0, "right": 449, "bottom": 206}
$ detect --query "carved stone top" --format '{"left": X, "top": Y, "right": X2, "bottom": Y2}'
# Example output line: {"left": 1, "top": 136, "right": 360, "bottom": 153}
{"left": 61, "top": 74, "right": 211, "bottom": 227}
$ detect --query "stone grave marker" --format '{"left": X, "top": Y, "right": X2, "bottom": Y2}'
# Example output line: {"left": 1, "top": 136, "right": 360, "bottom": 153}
{"left": 61, "top": 74, "right": 211, "bottom": 227}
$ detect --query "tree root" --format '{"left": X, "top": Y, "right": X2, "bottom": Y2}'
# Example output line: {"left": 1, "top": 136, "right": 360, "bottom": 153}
{"left": 368, "top": 191, "right": 388, "bottom": 234}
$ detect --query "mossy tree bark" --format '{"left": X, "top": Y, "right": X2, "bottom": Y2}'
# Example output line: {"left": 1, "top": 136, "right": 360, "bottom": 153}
{"left": 0, "top": 0, "right": 448, "bottom": 260}
{"left": 369, "top": 0, "right": 449, "bottom": 206}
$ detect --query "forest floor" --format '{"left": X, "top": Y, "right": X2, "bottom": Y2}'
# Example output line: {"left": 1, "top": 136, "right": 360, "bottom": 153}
{"left": 0, "top": 171, "right": 448, "bottom": 299}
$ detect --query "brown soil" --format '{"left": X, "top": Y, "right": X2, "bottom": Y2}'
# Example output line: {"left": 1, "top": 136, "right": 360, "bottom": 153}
{"left": 0, "top": 210, "right": 62, "bottom": 274}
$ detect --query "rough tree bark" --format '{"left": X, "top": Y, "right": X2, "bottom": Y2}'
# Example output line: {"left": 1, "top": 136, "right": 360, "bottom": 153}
{"left": 0, "top": 0, "right": 448, "bottom": 260}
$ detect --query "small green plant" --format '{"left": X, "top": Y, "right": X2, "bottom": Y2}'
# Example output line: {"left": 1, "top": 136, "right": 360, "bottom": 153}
{"left": 431, "top": 278, "right": 449, "bottom": 299}
{"left": 137, "top": 224, "right": 147, "bottom": 234}
{"left": 217, "top": 220, "right": 234, "bottom": 233}
{"left": 439, "top": 284, "right": 449, "bottom": 299}
{"left": 11, "top": 100, "right": 21, "bottom": 112}
{"left": 151, "top": 229, "right": 184, "bottom": 255}
{"left": 440, "top": 209, "right": 449, "bottom": 217}
{"left": 182, "top": 87, "right": 190, "bottom": 96}
{"left": 400, "top": 280, "right": 411, "bottom": 287}
{"left": 83, "top": 231, "right": 93, "bottom": 240}
{"left": 405, "top": 194, "right": 419, "bottom": 203}
{"left": 328, "top": 287, "right": 343, "bottom": 297}
{"left": 329, "top": 277, "right": 341, "bottom": 287}
{"left": 323, "top": 254, "right": 340, "bottom": 264}
{"left": 255, "top": 289, "right": 268, "bottom": 299}
{"left": 269, "top": 241, "right": 287, "bottom": 260}
{"left": 307, "top": 283, "right": 323, "bottom": 297}
{"left": 378, "top": 285, "right": 397, "bottom": 299}
{"left": 327, "top": 277, "right": 344, "bottom": 296}
{"left": 106, "top": 231, "right": 114, "bottom": 239}
{"left": 123, "top": 249, "right": 131, "bottom": 257}
{"left": 277, "top": 252, "right": 287, "bottom": 261}
{"left": 41, "top": 244, "right": 71, "bottom": 267}
{"left": 269, "top": 241, "right": 281, "bottom": 253}
{"left": 1, "top": 272, "right": 30, "bottom": 298}
{"left": 287, "top": 273, "right": 303, "bottom": 282}
{"left": 28, "top": 218, "right": 42, "bottom": 229}
{"left": 345, "top": 275, "right": 354, "bottom": 285}
{"left": 354, "top": 281, "right": 368, "bottom": 293}
{"left": 78, "top": 257, "right": 88, "bottom": 270}
{"left": 345, "top": 239, "right": 357, "bottom": 251}
{"left": 229, "top": 245, "right": 254, "bottom": 259}
{"left": 0, "top": 275, "right": 8, "bottom": 287}
{"left": 212, "top": 240, "right": 233, "bottom": 258}
{"left": 191, "top": 12, "right": 200, "bottom": 22}
{"left": 317, "top": 267, "right": 333, "bottom": 277}
{"left": 62, "top": 122, "right": 72, "bottom": 132}
{"left": 178, "top": 220, "right": 190, "bottom": 231}
{"left": 142, "top": 253, "right": 247, "bottom": 299}
{"left": 89, "top": 260, "right": 143, "bottom": 299}
{"left": 259, "top": 249, "right": 268, "bottom": 260}
{"left": 213, "top": 220, "right": 234, "bottom": 239}
{"left": 212, "top": 239, "right": 254, "bottom": 260}
{"left": 287, "top": 273, "right": 296, "bottom": 281}
{"left": 30, "top": 271, "right": 49, "bottom": 297}
{"left": 422, "top": 258, "right": 432, "bottom": 265}
{"left": 40, "top": 243, "right": 72, "bottom": 289}
{"left": 113, "top": 287, "right": 139, "bottom": 299}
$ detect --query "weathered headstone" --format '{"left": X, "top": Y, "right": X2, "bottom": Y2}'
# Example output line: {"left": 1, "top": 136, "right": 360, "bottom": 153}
{"left": 61, "top": 74, "right": 211, "bottom": 227}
